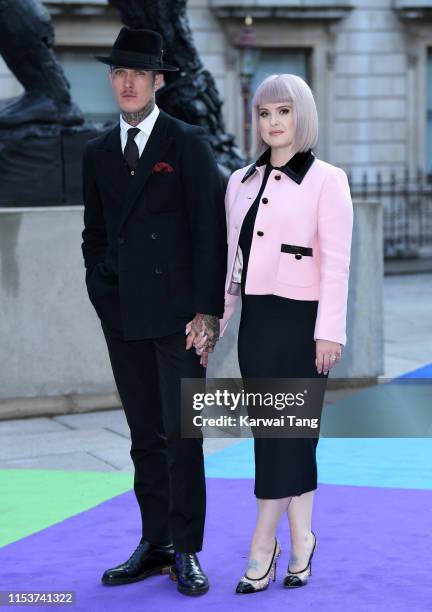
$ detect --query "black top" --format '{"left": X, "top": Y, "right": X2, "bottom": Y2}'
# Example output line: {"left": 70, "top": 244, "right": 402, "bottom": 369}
{"left": 238, "top": 162, "right": 273, "bottom": 291}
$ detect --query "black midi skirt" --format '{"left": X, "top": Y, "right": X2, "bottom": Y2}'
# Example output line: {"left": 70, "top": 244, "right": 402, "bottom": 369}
{"left": 237, "top": 293, "right": 328, "bottom": 499}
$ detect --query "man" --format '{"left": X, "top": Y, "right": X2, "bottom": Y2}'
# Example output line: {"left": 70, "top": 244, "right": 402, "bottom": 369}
{"left": 81, "top": 27, "right": 227, "bottom": 596}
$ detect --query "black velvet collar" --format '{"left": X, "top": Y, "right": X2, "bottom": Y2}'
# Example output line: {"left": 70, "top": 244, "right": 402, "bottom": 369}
{"left": 241, "top": 147, "right": 315, "bottom": 185}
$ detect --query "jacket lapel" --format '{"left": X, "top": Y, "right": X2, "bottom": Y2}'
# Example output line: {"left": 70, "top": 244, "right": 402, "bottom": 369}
{"left": 97, "top": 123, "right": 129, "bottom": 197}
{"left": 241, "top": 147, "right": 315, "bottom": 185}
{"left": 96, "top": 111, "right": 174, "bottom": 230}
{"left": 119, "top": 110, "right": 173, "bottom": 231}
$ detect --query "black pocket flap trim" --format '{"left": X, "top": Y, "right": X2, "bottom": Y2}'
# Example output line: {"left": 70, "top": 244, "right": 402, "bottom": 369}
{"left": 281, "top": 244, "right": 313, "bottom": 256}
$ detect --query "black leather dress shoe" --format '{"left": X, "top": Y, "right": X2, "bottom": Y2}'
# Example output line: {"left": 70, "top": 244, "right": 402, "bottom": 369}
{"left": 169, "top": 552, "right": 209, "bottom": 596}
{"left": 101, "top": 540, "right": 175, "bottom": 585}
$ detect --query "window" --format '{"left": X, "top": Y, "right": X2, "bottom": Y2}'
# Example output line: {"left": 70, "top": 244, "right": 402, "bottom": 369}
{"left": 251, "top": 48, "right": 310, "bottom": 99}
{"left": 57, "top": 49, "right": 118, "bottom": 122}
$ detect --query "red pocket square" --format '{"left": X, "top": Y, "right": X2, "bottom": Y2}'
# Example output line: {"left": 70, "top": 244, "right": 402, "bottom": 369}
{"left": 152, "top": 162, "right": 175, "bottom": 174}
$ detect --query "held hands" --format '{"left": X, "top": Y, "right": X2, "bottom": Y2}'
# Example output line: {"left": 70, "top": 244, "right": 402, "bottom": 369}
{"left": 185, "top": 321, "right": 341, "bottom": 372}
{"left": 315, "top": 339, "right": 342, "bottom": 375}
{"left": 185, "top": 313, "right": 220, "bottom": 368}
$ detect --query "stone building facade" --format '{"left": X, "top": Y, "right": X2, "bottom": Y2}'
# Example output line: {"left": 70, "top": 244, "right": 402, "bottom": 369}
{"left": 1, "top": 0, "right": 432, "bottom": 180}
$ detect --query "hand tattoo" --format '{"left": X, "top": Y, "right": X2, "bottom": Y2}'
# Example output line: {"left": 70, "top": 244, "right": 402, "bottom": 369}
{"left": 190, "top": 314, "right": 220, "bottom": 353}
{"left": 201, "top": 314, "right": 220, "bottom": 352}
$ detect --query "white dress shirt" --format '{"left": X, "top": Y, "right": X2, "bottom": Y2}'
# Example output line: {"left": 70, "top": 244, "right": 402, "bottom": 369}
{"left": 119, "top": 104, "right": 160, "bottom": 157}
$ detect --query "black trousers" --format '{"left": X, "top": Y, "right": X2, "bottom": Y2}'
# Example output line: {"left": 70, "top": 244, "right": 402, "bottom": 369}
{"left": 237, "top": 294, "right": 328, "bottom": 499}
{"left": 101, "top": 323, "right": 206, "bottom": 552}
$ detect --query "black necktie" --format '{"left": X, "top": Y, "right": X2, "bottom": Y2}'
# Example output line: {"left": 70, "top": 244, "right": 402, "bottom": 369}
{"left": 124, "top": 127, "right": 140, "bottom": 170}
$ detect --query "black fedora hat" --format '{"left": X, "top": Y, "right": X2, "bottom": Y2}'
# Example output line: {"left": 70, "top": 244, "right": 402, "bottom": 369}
{"left": 95, "top": 27, "right": 179, "bottom": 72}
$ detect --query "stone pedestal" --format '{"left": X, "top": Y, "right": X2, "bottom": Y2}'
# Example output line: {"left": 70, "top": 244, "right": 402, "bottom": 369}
{"left": 0, "top": 198, "right": 383, "bottom": 418}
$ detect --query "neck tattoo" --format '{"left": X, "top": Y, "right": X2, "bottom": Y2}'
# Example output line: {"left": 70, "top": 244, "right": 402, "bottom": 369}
{"left": 121, "top": 100, "right": 155, "bottom": 127}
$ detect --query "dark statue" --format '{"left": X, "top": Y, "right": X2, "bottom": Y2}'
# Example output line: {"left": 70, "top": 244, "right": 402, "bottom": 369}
{"left": 0, "top": 0, "right": 244, "bottom": 206}
{"left": 0, "top": 0, "right": 92, "bottom": 206}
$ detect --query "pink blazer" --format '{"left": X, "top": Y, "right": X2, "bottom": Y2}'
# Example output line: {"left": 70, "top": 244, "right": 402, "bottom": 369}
{"left": 219, "top": 155, "right": 353, "bottom": 346}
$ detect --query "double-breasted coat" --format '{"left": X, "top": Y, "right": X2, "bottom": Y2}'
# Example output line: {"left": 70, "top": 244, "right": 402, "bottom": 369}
{"left": 81, "top": 110, "right": 227, "bottom": 340}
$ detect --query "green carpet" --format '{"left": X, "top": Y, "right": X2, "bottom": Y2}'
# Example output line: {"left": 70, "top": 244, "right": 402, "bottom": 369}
{"left": 0, "top": 469, "right": 133, "bottom": 548}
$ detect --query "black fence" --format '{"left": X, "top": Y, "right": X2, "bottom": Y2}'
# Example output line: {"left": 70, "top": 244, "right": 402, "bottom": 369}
{"left": 347, "top": 169, "right": 432, "bottom": 259}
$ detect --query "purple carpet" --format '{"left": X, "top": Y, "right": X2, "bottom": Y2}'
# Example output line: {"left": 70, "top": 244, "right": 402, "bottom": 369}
{"left": 1, "top": 478, "right": 431, "bottom": 611}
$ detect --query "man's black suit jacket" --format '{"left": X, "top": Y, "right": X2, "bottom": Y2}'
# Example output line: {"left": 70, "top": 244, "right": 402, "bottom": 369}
{"left": 81, "top": 110, "right": 227, "bottom": 340}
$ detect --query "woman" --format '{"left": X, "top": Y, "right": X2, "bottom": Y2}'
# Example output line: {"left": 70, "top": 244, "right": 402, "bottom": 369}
{"left": 194, "top": 73, "right": 353, "bottom": 593}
